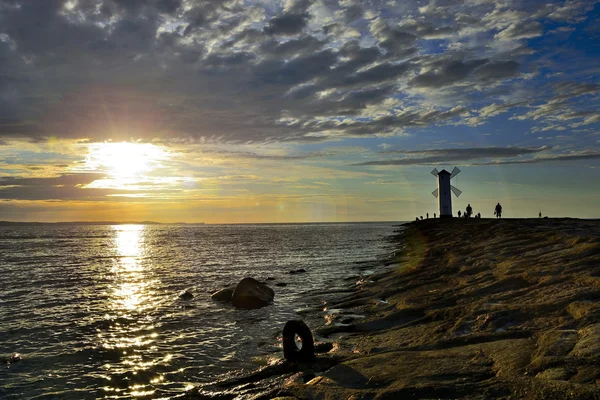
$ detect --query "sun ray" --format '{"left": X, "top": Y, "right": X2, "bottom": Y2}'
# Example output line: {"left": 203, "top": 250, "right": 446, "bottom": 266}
{"left": 84, "top": 142, "right": 170, "bottom": 179}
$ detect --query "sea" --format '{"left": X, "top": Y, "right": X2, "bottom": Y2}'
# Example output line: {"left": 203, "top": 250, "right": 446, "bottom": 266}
{"left": 0, "top": 222, "right": 400, "bottom": 399}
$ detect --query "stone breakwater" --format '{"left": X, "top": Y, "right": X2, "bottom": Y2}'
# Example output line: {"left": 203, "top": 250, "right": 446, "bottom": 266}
{"left": 189, "top": 218, "right": 600, "bottom": 400}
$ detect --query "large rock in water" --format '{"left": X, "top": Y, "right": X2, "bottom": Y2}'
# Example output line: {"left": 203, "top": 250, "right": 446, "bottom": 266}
{"left": 231, "top": 277, "right": 274, "bottom": 309}
{"left": 211, "top": 287, "right": 235, "bottom": 302}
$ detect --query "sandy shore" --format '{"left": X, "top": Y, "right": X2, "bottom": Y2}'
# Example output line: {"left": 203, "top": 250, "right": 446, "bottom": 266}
{"left": 189, "top": 218, "right": 600, "bottom": 399}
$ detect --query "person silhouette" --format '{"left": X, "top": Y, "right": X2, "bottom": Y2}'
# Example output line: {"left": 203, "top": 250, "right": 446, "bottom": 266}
{"left": 433, "top": 213, "right": 436, "bottom": 218}
{"left": 495, "top": 203, "right": 502, "bottom": 219}
{"left": 426, "top": 213, "right": 429, "bottom": 219}
{"left": 539, "top": 211, "right": 542, "bottom": 218}
{"left": 457, "top": 210, "right": 462, "bottom": 218}
{"left": 466, "top": 204, "right": 473, "bottom": 218}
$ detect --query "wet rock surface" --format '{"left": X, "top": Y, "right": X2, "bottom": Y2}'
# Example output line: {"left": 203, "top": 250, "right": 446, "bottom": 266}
{"left": 231, "top": 277, "right": 274, "bottom": 309}
{"left": 179, "top": 290, "right": 194, "bottom": 300}
{"left": 210, "top": 287, "right": 235, "bottom": 302}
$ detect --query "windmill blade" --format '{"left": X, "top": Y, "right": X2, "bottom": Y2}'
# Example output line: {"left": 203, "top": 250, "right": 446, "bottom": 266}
{"left": 430, "top": 168, "right": 439, "bottom": 177}
{"left": 432, "top": 188, "right": 439, "bottom": 198}
{"left": 450, "top": 166, "right": 461, "bottom": 179}
{"left": 450, "top": 185, "right": 462, "bottom": 197}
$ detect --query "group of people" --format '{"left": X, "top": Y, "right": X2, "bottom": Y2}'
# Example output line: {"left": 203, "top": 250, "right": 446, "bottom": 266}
{"left": 457, "top": 203, "right": 479, "bottom": 219}
{"left": 416, "top": 202, "right": 504, "bottom": 221}
{"left": 459, "top": 203, "right": 503, "bottom": 218}
{"left": 415, "top": 204, "right": 552, "bottom": 220}
{"left": 417, "top": 213, "right": 436, "bottom": 221}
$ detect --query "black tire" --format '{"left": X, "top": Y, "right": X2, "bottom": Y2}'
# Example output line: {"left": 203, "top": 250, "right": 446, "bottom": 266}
{"left": 282, "top": 320, "right": 315, "bottom": 362}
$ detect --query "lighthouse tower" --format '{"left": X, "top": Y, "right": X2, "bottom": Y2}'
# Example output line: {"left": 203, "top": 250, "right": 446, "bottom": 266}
{"left": 431, "top": 167, "right": 462, "bottom": 218}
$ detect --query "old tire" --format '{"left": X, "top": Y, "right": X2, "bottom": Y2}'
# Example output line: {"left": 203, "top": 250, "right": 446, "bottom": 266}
{"left": 282, "top": 320, "right": 315, "bottom": 362}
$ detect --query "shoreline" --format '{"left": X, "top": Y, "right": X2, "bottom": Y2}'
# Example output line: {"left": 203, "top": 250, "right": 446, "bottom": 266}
{"left": 188, "top": 218, "right": 600, "bottom": 399}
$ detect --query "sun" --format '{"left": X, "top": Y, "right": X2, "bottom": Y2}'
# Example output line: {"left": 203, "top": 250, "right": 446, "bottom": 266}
{"left": 86, "top": 142, "right": 168, "bottom": 179}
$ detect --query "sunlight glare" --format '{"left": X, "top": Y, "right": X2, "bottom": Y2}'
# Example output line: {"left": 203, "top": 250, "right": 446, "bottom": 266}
{"left": 86, "top": 142, "right": 169, "bottom": 178}
{"left": 111, "top": 225, "right": 148, "bottom": 311}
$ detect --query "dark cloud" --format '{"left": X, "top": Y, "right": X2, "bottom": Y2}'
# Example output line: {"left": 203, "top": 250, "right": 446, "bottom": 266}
{"left": 378, "top": 28, "right": 418, "bottom": 58}
{"left": 339, "top": 5, "right": 363, "bottom": 22}
{"left": 264, "top": 13, "right": 309, "bottom": 36}
{"left": 256, "top": 49, "right": 338, "bottom": 85}
{"left": 181, "top": 0, "right": 244, "bottom": 34}
{"left": 0, "top": 173, "right": 107, "bottom": 200}
{"left": 352, "top": 146, "right": 551, "bottom": 166}
{"left": 0, "top": 173, "right": 107, "bottom": 187}
{"left": 305, "top": 106, "right": 469, "bottom": 136}
{"left": 155, "top": 0, "right": 182, "bottom": 14}
{"left": 0, "top": 172, "right": 182, "bottom": 200}
{"left": 410, "top": 59, "right": 489, "bottom": 88}
{"left": 474, "top": 61, "right": 521, "bottom": 81}
{"left": 0, "top": 0, "right": 597, "bottom": 145}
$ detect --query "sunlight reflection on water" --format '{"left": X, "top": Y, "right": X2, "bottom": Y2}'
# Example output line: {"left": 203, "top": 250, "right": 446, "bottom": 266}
{"left": 0, "top": 222, "right": 398, "bottom": 399}
{"left": 111, "top": 225, "right": 147, "bottom": 311}
{"left": 100, "top": 225, "right": 167, "bottom": 398}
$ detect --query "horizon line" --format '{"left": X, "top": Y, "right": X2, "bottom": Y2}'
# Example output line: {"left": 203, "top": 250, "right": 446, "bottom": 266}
{"left": 0, "top": 220, "right": 406, "bottom": 226}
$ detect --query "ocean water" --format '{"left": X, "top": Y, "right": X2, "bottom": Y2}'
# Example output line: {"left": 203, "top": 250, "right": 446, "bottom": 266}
{"left": 0, "top": 222, "right": 399, "bottom": 399}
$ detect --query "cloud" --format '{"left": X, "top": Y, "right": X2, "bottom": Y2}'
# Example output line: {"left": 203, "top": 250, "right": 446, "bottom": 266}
{"left": 473, "top": 61, "right": 521, "bottom": 81}
{"left": 0, "top": 173, "right": 116, "bottom": 200}
{"left": 0, "top": 173, "right": 106, "bottom": 187}
{"left": 366, "top": 179, "right": 409, "bottom": 185}
{"left": 546, "top": 0, "right": 599, "bottom": 23}
{"left": 495, "top": 21, "right": 543, "bottom": 41}
{"left": 264, "top": 13, "right": 309, "bottom": 36}
{"left": 473, "top": 151, "right": 600, "bottom": 165}
{"left": 511, "top": 81, "right": 600, "bottom": 131}
{"left": 352, "top": 146, "right": 551, "bottom": 165}
{"left": 409, "top": 58, "right": 489, "bottom": 88}
{"left": 0, "top": 0, "right": 597, "bottom": 146}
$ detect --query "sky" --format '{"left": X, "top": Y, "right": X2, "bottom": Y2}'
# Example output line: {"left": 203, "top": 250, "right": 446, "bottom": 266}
{"left": 0, "top": 0, "right": 599, "bottom": 223}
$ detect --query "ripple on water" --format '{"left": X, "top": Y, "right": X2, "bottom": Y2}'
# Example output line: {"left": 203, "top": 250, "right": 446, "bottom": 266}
{"left": 0, "top": 223, "right": 399, "bottom": 398}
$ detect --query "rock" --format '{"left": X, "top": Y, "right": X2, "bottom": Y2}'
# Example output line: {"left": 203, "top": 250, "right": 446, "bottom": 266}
{"left": 211, "top": 287, "right": 235, "bottom": 302}
{"left": 179, "top": 290, "right": 194, "bottom": 301}
{"left": 570, "top": 324, "right": 600, "bottom": 357}
{"left": 231, "top": 278, "right": 274, "bottom": 309}
{"left": 323, "top": 364, "right": 369, "bottom": 387}
{"left": 4, "top": 353, "right": 22, "bottom": 364}
{"left": 567, "top": 301, "right": 598, "bottom": 320}
{"left": 306, "top": 376, "right": 326, "bottom": 385}
{"left": 289, "top": 268, "right": 306, "bottom": 274}
{"left": 314, "top": 342, "right": 334, "bottom": 353}
{"left": 275, "top": 282, "right": 287, "bottom": 287}
{"left": 536, "top": 368, "right": 570, "bottom": 381}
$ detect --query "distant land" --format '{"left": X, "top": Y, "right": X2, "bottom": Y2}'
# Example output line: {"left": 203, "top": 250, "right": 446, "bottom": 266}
{"left": 0, "top": 221, "right": 205, "bottom": 226}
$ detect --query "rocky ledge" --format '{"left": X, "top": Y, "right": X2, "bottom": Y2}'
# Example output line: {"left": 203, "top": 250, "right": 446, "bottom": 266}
{"left": 187, "top": 218, "right": 600, "bottom": 400}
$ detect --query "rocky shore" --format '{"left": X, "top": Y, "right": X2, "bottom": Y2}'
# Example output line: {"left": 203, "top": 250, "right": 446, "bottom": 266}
{"left": 188, "top": 218, "right": 600, "bottom": 400}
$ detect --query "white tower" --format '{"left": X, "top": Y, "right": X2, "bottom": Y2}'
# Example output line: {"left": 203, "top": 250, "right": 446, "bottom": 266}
{"left": 431, "top": 167, "right": 462, "bottom": 217}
